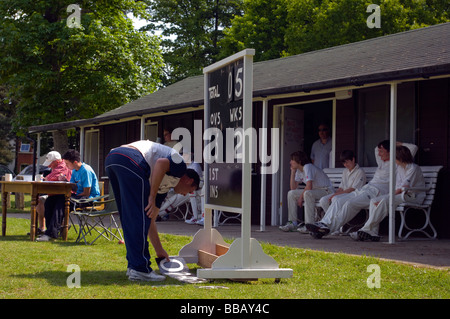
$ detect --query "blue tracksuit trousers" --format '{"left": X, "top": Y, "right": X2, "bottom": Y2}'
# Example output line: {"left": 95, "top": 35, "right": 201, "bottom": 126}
{"left": 105, "top": 147, "right": 155, "bottom": 273}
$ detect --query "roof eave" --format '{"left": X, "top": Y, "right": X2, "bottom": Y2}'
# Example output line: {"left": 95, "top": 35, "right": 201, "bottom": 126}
{"left": 253, "top": 64, "right": 450, "bottom": 98}
{"left": 28, "top": 99, "right": 205, "bottom": 134}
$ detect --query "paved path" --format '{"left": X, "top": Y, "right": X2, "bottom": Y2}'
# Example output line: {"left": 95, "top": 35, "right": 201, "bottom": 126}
{"left": 156, "top": 221, "right": 450, "bottom": 269}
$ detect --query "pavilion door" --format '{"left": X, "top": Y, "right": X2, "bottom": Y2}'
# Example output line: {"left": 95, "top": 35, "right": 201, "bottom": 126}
{"left": 279, "top": 107, "right": 304, "bottom": 225}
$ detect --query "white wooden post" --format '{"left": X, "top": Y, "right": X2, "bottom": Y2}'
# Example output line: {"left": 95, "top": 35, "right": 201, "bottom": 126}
{"left": 389, "top": 83, "right": 398, "bottom": 244}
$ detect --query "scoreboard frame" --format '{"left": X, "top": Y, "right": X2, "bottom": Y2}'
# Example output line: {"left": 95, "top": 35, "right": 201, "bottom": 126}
{"left": 203, "top": 49, "right": 255, "bottom": 214}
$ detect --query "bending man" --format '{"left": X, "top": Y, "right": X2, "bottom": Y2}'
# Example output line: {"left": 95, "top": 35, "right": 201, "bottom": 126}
{"left": 105, "top": 140, "right": 200, "bottom": 282}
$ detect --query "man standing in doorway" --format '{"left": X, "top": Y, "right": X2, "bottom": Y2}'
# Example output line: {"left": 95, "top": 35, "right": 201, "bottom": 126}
{"left": 311, "top": 123, "right": 332, "bottom": 169}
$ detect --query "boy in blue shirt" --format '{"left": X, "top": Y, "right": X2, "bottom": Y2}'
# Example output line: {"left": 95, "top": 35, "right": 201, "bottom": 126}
{"left": 62, "top": 149, "right": 100, "bottom": 199}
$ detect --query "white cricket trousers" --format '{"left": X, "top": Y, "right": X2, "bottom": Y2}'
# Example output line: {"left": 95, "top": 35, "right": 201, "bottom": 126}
{"left": 159, "top": 187, "right": 204, "bottom": 220}
{"left": 322, "top": 185, "right": 380, "bottom": 233}
{"left": 189, "top": 187, "right": 204, "bottom": 219}
{"left": 288, "top": 188, "right": 332, "bottom": 224}
{"left": 320, "top": 192, "right": 355, "bottom": 231}
{"left": 359, "top": 192, "right": 425, "bottom": 236}
{"left": 319, "top": 193, "right": 344, "bottom": 212}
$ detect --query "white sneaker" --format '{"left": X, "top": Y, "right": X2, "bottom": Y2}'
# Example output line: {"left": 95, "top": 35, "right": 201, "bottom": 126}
{"left": 349, "top": 231, "right": 360, "bottom": 241}
{"left": 36, "top": 234, "right": 54, "bottom": 242}
{"left": 279, "top": 221, "right": 296, "bottom": 232}
{"left": 296, "top": 225, "right": 309, "bottom": 234}
{"left": 185, "top": 217, "right": 198, "bottom": 225}
{"left": 127, "top": 268, "right": 166, "bottom": 282}
{"left": 196, "top": 218, "right": 204, "bottom": 226}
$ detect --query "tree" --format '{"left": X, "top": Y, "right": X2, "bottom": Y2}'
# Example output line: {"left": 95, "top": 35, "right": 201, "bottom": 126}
{"left": 0, "top": 0, "right": 164, "bottom": 149}
{"left": 219, "top": 0, "right": 450, "bottom": 61}
{"left": 143, "top": 0, "right": 243, "bottom": 86}
{"left": 0, "top": 86, "right": 15, "bottom": 166}
{"left": 218, "top": 0, "right": 288, "bottom": 62}
{"left": 284, "top": 0, "right": 450, "bottom": 55}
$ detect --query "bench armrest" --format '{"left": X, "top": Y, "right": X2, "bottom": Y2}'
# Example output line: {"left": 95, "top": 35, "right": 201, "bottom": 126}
{"left": 400, "top": 187, "right": 429, "bottom": 202}
{"left": 401, "top": 186, "right": 430, "bottom": 193}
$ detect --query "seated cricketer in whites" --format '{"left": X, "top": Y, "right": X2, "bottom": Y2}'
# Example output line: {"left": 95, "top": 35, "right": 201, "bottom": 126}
{"left": 279, "top": 151, "right": 334, "bottom": 234}
{"left": 318, "top": 149, "right": 366, "bottom": 214}
{"left": 350, "top": 145, "right": 425, "bottom": 242}
{"left": 306, "top": 140, "right": 418, "bottom": 240}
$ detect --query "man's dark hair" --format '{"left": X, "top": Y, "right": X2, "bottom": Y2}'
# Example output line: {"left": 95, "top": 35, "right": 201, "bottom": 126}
{"left": 378, "top": 140, "right": 390, "bottom": 152}
{"left": 185, "top": 168, "right": 200, "bottom": 190}
{"left": 290, "top": 151, "right": 312, "bottom": 166}
{"left": 318, "top": 122, "right": 330, "bottom": 131}
{"left": 62, "top": 149, "right": 81, "bottom": 163}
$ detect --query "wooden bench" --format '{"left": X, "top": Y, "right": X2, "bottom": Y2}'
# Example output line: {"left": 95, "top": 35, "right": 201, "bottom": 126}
{"left": 317, "top": 166, "right": 442, "bottom": 240}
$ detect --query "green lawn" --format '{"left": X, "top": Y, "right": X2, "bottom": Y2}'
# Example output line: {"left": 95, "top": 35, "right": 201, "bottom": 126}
{"left": 1, "top": 193, "right": 32, "bottom": 214}
{"left": 0, "top": 217, "right": 448, "bottom": 300}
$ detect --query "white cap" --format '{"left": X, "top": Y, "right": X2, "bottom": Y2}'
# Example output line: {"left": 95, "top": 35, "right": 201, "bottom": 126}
{"left": 43, "top": 151, "right": 61, "bottom": 166}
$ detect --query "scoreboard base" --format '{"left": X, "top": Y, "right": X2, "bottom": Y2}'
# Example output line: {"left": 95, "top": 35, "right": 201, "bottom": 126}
{"left": 197, "top": 268, "right": 293, "bottom": 280}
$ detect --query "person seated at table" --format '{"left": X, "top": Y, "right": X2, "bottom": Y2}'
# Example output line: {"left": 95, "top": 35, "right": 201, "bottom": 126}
{"left": 34, "top": 167, "right": 52, "bottom": 236}
{"left": 62, "top": 149, "right": 100, "bottom": 201}
{"left": 36, "top": 151, "right": 72, "bottom": 242}
{"left": 37, "top": 149, "right": 100, "bottom": 241}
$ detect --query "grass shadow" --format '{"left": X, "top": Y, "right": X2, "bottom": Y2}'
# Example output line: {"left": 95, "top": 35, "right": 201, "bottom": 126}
{"left": 0, "top": 233, "right": 93, "bottom": 247}
{"left": 11, "top": 270, "right": 194, "bottom": 287}
{"left": 0, "top": 234, "right": 31, "bottom": 242}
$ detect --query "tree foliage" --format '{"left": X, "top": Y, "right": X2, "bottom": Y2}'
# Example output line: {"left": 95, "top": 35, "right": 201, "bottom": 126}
{"left": 143, "top": 0, "right": 243, "bottom": 86}
{"left": 0, "top": 0, "right": 164, "bottom": 135}
{"left": 219, "top": 0, "right": 450, "bottom": 62}
{"left": 284, "top": 0, "right": 450, "bottom": 55}
{"left": 0, "top": 86, "right": 16, "bottom": 165}
{"left": 218, "top": 0, "right": 288, "bottom": 62}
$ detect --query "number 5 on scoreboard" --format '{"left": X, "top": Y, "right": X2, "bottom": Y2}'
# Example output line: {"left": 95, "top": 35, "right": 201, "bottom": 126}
{"left": 227, "top": 65, "right": 244, "bottom": 102}
{"left": 235, "top": 67, "right": 243, "bottom": 99}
